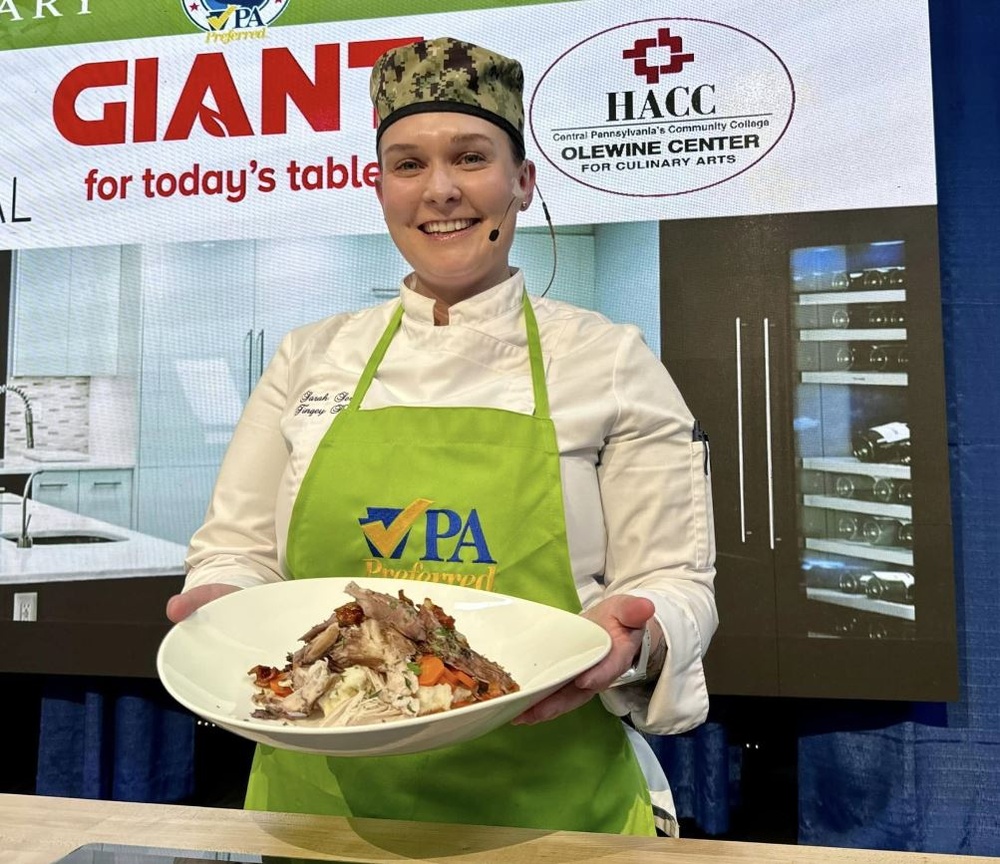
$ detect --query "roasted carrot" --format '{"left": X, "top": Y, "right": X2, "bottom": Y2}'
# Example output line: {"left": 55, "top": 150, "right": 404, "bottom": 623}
{"left": 450, "top": 668, "right": 477, "bottom": 691}
{"left": 417, "top": 655, "right": 446, "bottom": 686}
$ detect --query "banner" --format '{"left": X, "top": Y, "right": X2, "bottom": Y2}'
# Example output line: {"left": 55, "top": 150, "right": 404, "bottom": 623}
{"left": 0, "top": 0, "right": 936, "bottom": 249}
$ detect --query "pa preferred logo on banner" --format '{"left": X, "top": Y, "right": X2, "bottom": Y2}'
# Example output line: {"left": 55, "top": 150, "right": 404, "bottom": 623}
{"left": 181, "top": 0, "right": 289, "bottom": 33}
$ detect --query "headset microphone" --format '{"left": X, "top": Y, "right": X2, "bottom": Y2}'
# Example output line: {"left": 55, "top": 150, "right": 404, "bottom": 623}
{"left": 488, "top": 195, "right": 519, "bottom": 242}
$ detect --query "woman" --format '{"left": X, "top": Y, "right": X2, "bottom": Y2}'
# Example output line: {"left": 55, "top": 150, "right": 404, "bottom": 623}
{"left": 167, "top": 37, "right": 717, "bottom": 836}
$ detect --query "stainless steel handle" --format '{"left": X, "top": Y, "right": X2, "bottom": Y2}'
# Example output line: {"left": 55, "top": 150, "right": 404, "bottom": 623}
{"left": 735, "top": 317, "right": 747, "bottom": 543}
{"left": 246, "top": 329, "right": 254, "bottom": 398}
{"left": 38, "top": 482, "right": 68, "bottom": 489}
{"left": 763, "top": 318, "right": 775, "bottom": 550}
{"left": 257, "top": 329, "right": 264, "bottom": 378}
{"left": 91, "top": 481, "right": 122, "bottom": 488}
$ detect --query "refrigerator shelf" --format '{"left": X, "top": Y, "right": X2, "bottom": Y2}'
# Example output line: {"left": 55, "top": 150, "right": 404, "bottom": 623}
{"left": 802, "top": 494, "right": 911, "bottom": 519}
{"left": 796, "top": 289, "right": 907, "bottom": 306}
{"left": 806, "top": 538, "right": 913, "bottom": 566}
{"left": 800, "top": 457, "right": 911, "bottom": 479}
{"left": 806, "top": 587, "right": 915, "bottom": 621}
{"left": 800, "top": 371, "right": 908, "bottom": 386}
{"left": 798, "top": 328, "right": 906, "bottom": 342}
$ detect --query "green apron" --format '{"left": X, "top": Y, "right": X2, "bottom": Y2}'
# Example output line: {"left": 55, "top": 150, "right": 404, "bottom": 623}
{"left": 245, "top": 294, "right": 654, "bottom": 835}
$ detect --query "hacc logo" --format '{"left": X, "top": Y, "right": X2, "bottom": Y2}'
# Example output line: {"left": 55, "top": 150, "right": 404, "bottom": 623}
{"left": 181, "top": 0, "right": 288, "bottom": 33}
{"left": 359, "top": 498, "right": 496, "bottom": 564}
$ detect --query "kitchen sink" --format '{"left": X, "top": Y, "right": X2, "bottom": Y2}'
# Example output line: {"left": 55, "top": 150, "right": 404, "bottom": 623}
{"left": 2, "top": 530, "right": 126, "bottom": 545}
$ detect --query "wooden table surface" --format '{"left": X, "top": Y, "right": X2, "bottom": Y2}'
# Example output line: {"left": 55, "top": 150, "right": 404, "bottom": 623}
{"left": 2, "top": 794, "right": 999, "bottom": 864}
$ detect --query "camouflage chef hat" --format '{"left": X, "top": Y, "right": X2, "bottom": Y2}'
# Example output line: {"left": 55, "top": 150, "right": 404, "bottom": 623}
{"left": 370, "top": 37, "right": 525, "bottom": 160}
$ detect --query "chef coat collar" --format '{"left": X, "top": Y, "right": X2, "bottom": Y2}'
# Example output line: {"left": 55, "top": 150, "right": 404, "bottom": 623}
{"left": 399, "top": 269, "right": 525, "bottom": 326}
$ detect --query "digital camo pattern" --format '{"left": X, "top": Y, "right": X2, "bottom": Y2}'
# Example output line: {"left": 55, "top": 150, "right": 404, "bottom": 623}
{"left": 370, "top": 37, "right": 524, "bottom": 144}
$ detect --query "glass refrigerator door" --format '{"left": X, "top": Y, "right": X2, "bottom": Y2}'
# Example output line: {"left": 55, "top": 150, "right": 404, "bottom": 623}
{"left": 790, "top": 242, "right": 914, "bottom": 641}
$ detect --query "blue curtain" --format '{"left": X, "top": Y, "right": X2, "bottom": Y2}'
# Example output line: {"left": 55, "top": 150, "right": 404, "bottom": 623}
{"left": 797, "top": 0, "right": 1000, "bottom": 855}
{"left": 35, "top": 677, "right": 195, "bottom": 802}
{"left": 645, "top": 722, "right": 739, "bottom": 835}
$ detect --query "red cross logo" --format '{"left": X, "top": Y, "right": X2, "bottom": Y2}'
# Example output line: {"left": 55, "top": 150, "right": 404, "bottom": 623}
{"left": 623, "top": 27, "right": 694, "bottom": 84}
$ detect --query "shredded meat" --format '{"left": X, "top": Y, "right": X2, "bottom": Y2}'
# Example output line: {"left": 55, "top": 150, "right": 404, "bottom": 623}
{"left": 248, "top": 581, "right": 519, "bottom": 726}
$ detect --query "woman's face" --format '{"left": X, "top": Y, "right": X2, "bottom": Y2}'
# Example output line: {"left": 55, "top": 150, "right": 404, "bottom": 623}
{"left": 376, "top": 111, "right": 535, "bottom": 303}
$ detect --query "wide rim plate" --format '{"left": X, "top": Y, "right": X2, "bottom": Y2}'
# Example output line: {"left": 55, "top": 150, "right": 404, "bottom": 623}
{"left": 156, "top": 577, "right": 611, "bottom": 755}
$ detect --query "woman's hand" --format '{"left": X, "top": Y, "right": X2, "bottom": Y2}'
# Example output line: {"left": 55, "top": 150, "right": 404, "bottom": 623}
{"left": 165, "top": 583, "right": 242, "bottom": 623}
{"left": 512, "top": 594, "right": 658, "bottom": 726}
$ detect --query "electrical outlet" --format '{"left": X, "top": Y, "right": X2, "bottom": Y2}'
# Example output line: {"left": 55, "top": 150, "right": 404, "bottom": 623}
{"left": 13, "top": 591, "right": 37, "bottom": 622}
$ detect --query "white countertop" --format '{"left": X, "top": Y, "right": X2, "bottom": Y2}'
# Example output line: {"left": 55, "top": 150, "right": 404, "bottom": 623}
{"left": 0, "top": 492, "right": 187, "bottom": 584}
{"left": 0, "top": 449, "right": 134, "bottom": 474}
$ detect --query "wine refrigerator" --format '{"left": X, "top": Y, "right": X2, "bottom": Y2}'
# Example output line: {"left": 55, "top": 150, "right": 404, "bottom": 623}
{"left": 659, "top": 206, "right": 956, "bottom": 700}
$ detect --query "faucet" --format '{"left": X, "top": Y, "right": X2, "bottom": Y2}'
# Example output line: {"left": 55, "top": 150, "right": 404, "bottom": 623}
{"left": 0, "top": 383, "right": 34, "bottom": 450}
{"left": 17, "top": 468, "right": 46, "bottom": 548}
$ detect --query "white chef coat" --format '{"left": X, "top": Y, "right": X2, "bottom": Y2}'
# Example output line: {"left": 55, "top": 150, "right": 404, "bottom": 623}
{"left": 184, "top": 269, "right": 718, "bottom": 836}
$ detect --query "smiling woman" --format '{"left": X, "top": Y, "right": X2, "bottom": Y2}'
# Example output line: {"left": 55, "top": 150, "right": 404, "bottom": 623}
{"left": 168, "top": 36, "right": 717, "bottom": 839}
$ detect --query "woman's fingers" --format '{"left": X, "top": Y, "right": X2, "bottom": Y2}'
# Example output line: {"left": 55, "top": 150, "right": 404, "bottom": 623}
{"left": 512, "top": 594, "right": 656, "bottom": 726}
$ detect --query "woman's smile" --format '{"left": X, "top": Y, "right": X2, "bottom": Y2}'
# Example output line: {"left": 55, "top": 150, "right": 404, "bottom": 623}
{"left": 419, "top": 218, "right": 481, "bottom": 236}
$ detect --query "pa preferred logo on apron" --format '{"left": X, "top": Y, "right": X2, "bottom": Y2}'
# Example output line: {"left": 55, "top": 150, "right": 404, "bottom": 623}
{"left": 359, "top": 498, "right": 498, "bottom": 591}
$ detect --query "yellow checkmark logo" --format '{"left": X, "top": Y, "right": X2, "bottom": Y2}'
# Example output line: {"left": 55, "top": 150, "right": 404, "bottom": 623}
{"left": 208, "top": 5, "right": 236, "bottom": 30}
{"left": 361, "top": 498, "right": 434, "bottom": 558}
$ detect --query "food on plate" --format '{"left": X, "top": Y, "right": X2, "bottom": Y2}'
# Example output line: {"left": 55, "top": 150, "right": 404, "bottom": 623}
{"left": 247, "top": 581, "right": 519, "bottom": 726}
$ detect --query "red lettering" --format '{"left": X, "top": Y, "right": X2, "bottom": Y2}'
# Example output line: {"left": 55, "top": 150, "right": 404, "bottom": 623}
{"left": 52, "top": 60, "right": 128, "bottom": 145}
{"left": 261, "top": 43, "right": 340, "bottom": 135}
{"left": 133, "top": 57, "right": 159, "bottom": 143}
{"left": 164, "top": 53, "right": 253, "bottom": 140}
{"left": 54, "top": 38, "right": 420, "bottom": 146}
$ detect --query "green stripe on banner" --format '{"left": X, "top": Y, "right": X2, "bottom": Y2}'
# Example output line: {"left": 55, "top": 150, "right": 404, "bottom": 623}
{"left": 0, "top": 0, "right": 576, "bottom": 52}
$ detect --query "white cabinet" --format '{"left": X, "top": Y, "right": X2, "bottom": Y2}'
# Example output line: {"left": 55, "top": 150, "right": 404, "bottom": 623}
{"left": 11, "top": 245, "right": 122, "bottom": 376}
{"left": 78, "top": 469, "right": 133, "bottom": 527}
{"left": 31, "top": 468, "right": 133, "bottom": 529}
{"left": 134, "top": 235, "right": 401, "bottom": 545}
{"left": 31, "top": 470, "right": 78, "bottom": 513}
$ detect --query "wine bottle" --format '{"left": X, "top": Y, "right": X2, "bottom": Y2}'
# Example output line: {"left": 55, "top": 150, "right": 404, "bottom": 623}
{"left": 867, "top": 620, "right": 890, "bottom": 639}
{"left": 862, "top": 269, "right": 886, "bottom": 288}
{"left": 830, "top": 306, "right": 852, "bottom": 328}
{"left": 852, "top": 421, "right": 910, "bottom": 463}
{"left": 868, "top": 305, "right": 891, "bottom": 326}
{"left": 848, "top": 271, "right": 866, "bottom": 290}
{"left": 868, "top": 344, "right": 908, "bottom": 371}
{"left": 839, "top": 572, "right": 874, "bottom": 594}
{"left": 834, "top": 345, "right": 858, "bottom": 370}
{"left": 865, "top": 571, "right": 914, "bottom": 603}
{"left": 862, "top": 517, "right": 901, "bottom": 546}
{"left": 887, "top": 304, "right": 907, "bottom": 326}
{"left": 872, "top": 477, "right": 897, "bottom": 503}
{"left": 830, "top": 271, "right": 849, "bottom": 290}
{"left": 836, "top": 515, "right": 862, "bottom": 541}
{"left": 886, "top": 268, "right": 907, "bottom": 288}
{"left": 898, "top": 522, "right": 914, "bottom": 548}
{"left": 896, "top": 480, "right": 913, "bottom": 505}
{"left": 834, "top": 614, "right": 862, "bottom": 636}
{"left": 834, "top": 474, "right": 875, "bottom": 499}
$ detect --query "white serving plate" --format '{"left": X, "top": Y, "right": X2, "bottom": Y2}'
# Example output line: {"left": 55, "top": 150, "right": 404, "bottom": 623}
{"left": 157, "top": 577, "right": 611, "bottom": 757}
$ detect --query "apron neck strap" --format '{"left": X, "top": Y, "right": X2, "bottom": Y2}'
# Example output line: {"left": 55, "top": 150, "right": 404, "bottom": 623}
{"left": 522, "top": 294, "right": 550, "bottom": 419}
{"left": 350, "top": 292, "right": 551, "bottom": 419}
{"left": 351, "top": 302, "right": 404, "bottom": 410}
